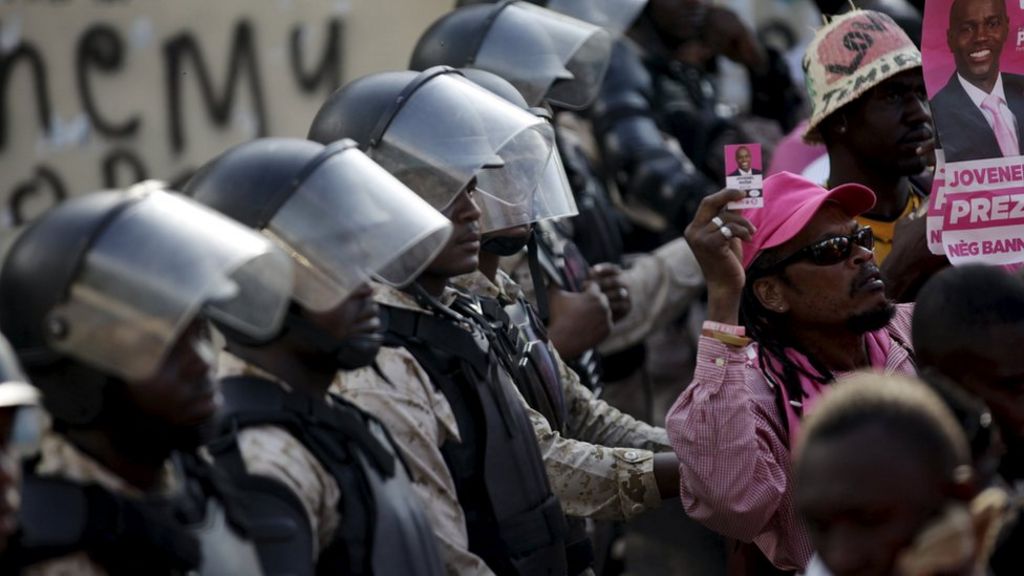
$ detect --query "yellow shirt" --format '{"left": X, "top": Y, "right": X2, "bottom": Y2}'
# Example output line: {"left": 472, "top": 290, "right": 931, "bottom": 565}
{"left": 855, "top": 193, "right": 923, "bottom": 263}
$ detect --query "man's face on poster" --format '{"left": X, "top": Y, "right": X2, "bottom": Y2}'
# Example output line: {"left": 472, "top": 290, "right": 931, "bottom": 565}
{"left": 947, "top": 0, "right": 1009, "bottom": 90}
{"left": 736, "top": 147, "right": 752, "bottom": 171}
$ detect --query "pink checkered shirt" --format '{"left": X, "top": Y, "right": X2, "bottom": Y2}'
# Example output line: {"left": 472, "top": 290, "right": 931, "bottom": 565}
{"left": 666, "top": 304, "right": 916, "bottom": 571}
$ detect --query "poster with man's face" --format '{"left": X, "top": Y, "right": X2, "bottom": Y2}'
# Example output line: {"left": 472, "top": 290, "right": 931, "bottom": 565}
{"left": 924, "top": 0, "right": 1024, "bottom": 267}
{"left": 724, "top": 143, "right": 763, "bottom": 209}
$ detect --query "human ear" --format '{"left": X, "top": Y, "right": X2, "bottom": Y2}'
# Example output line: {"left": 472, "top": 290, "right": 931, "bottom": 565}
{"left": 753, "top": 276, "right": 788, "bottom": 314}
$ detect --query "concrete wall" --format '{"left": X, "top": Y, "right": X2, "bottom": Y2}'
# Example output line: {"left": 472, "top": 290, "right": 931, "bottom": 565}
{"left": 0, "top": 0, "right": 453, "bottom": 227}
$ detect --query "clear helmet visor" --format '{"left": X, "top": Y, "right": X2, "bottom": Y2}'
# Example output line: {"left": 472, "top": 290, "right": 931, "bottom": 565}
{"left": 532, "top": 144, "right": 578, "bottom": 222}
{"left": 478, "top": 3, "right": 612, "bottom": 109}
{"left": 475, "top": 131, "right": 577, "bottom": 231}
{"left": 474, "top": 120, "right": 562, "bottom": 232}
{"left": 267, "top": 145, "right": 453, "bottom": 309}
{"left": 474, "top": 5, "right": 575, "bottom": 106}
{"left": 545, "top": 0, "right": 647, "bottom": 35}
{"left": 369, "top": 72, "right": 554, "bottom": 217}
{"left": 47, "top": 190, "right": 292, "bottom": 381}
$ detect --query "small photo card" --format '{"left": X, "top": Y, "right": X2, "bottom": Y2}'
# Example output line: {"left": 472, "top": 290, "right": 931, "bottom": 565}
{"left": 724, "top": 143, "right": 763, "bottom": 209}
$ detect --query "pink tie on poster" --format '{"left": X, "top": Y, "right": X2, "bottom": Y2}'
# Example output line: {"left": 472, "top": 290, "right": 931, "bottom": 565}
{"left": 981, "top": 94, "right": 1020, "bottom": 156}
{"left": 923, "top": 0, "right": 1024, "bottom": 267}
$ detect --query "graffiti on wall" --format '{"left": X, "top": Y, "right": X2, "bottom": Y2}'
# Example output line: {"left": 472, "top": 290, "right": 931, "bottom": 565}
{"left": 0, "top": 0, "right": 350, "bottom": 226}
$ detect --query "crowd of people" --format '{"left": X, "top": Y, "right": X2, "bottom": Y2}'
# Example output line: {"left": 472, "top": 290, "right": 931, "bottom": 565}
{"left": 0, "top": 0, "right": 1020, "bottom": 575}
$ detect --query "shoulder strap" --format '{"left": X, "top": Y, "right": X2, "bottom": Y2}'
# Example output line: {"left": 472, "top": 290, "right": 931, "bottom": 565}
{"left": 212, "top": 376, "right": 391, "bottom": 576}
{"left": 218, "top": 375, "right": 395, "bottom": 477}
{"left": 380, "top": 305, "right": 490, "bottom": 376}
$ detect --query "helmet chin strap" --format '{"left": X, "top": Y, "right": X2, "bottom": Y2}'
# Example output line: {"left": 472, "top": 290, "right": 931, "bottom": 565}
{"left": 526, "top": 230, "right": 550, "bottom": 323}
{"left": 478, "top": 228, "right": 549, "bottom": 322}
{"left": 481, "top": 233, "right": 531, "bottom": 256}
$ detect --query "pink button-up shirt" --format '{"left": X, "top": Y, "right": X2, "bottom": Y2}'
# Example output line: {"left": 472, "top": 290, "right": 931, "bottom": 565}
{"left": 666, "top": 304, "right": 916, "bottom": 571}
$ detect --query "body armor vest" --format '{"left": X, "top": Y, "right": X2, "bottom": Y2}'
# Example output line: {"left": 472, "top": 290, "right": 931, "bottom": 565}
{"left": 381, "top": 292, "right": 569, "bottom": 576}
{"left": 477, "top": 294, "right": 597, "bottom": 575}
{"left": 479, "top": 296, "right": 568, "bottom": 433}
{"left": 10, "top": 452, "right": 262, "bottom": 576}
{"left": 209, "top": 375, "right": 445, "bottom": 576}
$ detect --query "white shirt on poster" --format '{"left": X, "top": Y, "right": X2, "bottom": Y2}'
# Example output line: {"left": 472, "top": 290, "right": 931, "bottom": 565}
{"left": 958, "top": 73, "right": 1019, "bottom": 145}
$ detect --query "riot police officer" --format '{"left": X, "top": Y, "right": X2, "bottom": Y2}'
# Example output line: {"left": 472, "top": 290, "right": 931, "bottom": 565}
{"left": 0, "top": 182, "right": 292, "bottom": 575}
{"left": 311, "top": 66, "right": 577, "bottom": 576}
{"left": 185, "top": 137, "right": 450, "bottom": 576}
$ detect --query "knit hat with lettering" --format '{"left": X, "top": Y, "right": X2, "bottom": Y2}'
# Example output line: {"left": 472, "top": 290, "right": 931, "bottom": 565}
{"left": 802, "top": 10, "right": 921, "bottom": 144}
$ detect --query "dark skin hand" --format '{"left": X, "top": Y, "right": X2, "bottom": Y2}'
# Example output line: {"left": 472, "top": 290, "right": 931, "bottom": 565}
{"left": 880, "top": 215, "right": 950, "bottom": 302}
{"left": 683, "top": 188, "right": 757, "bottom": 325}
{"left": 545, "top": 283, "right": 612, "bottom": 361}
{"left": 588, "top": 263, "right": 632, "bottom": 322}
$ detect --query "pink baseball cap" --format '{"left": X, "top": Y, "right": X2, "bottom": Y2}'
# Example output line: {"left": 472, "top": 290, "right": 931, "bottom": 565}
{"left": 740, "top": 172, "right": 877, "bottom": 270}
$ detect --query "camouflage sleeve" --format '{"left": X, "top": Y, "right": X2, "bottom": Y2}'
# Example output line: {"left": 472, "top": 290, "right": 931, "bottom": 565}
{"left": 600, "top": 237, "right": 705, "bottom": 354}
{"left": 553, "top": 346, "right": 670, "bottom": 452}
{"left": 236, "top": 426, "right": 340, "bottom": 559}
{"left": 512, "top": 383, "right": 663, "bottom": 521}
{"left": 332, "top": 349, "right": 496, "bottom": 576}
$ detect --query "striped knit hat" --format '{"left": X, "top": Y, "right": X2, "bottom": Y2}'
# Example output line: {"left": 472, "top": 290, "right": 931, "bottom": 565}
{"left": 802, "top": 10, "right": 921, "bottom": 143}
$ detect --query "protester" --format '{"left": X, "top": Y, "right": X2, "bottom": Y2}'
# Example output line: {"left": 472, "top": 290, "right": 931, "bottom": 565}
{"left": 186, "top": 138, "right": 451, "bottom": 575}
{"left": 802, "top": 9, "right": 943, "bottom": 298}
{"left": 795, "top": 373, "right": 1009, "bottom": 576}
{"left": 667, "top": 171, "right": 917, "bottom": 572}
{"left": 0, "top": 183, "right": 293, "bottom": 574}
{"left": 914, "top": 264, "right": 1024, "bottom": 575}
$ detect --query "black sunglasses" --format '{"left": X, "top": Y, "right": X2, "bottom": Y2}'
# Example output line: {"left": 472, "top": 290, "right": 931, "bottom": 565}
{"left": 771, "top": 227, "right": 874, "bottom": 270}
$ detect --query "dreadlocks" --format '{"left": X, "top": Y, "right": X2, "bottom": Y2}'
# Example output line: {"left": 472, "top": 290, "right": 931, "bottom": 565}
{"left": 739, "top": 250, "right": 836, "bottom": 434}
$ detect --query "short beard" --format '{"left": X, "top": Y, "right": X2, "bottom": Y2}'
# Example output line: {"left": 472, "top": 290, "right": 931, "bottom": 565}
{"left": 845, "top": 301, "right": 896, "bottom": 334}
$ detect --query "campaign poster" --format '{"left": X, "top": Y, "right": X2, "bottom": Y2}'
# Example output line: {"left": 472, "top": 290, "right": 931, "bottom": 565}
{"left": 923, "top": 0, "right": 1024, "bottom": 266}
{"left": 926, "top": 150, "right": 948, "bottom": 255}
{"left": 724, "top": 143, "right": 764, "bottom": 209}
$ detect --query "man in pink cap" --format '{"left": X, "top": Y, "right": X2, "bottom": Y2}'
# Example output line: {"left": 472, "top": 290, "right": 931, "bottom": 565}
{"left": 666, "top": 171, "right": 918, "bottom": 572}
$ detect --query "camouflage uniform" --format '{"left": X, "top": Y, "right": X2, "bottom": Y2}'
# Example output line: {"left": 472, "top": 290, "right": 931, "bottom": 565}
{"left": 332, "top": 282, "right": 666, "bottom": 575}
{"left": 217, "top": 354, "right": 342, "bottom": 559}
{"left": 451, "top": 269, "right": 670, "bottom": 452}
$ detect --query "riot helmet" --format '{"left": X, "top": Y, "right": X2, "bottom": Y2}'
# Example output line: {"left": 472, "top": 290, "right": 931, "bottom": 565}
{"left": 185, "top": 138, "right": 452, "bottom": 302}
{"left": 309, "top": 67, "right": 560, "bottom": 233}
{"left": 412, "top": 1, "right": 612, "bottom": 110}
{"left": 456, "top": 0, "right": 646, "bottom": 35}
{"left": 0, "top": 182, "right": 292, "bottom": 423}
{"left": 459, "top": 69, "right": 577, "bottom": 230}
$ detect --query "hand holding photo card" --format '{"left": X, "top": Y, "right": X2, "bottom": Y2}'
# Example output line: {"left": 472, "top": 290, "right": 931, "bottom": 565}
{"left": 724, "top": 143, "right": 764, "bottom": 209}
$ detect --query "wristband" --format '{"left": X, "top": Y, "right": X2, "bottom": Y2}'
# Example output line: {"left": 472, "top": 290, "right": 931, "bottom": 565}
{"left": 702, "top": 329, "right": 751, "bottom": 347}
{"left": 702, "top": 321, "right": 746, "bottom": 336}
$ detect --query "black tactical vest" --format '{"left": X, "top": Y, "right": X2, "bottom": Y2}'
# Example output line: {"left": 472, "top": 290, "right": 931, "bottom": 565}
{"left": 208, "top": 375, "right": 445, "bottom": 576}
{"left": 381, "top": 293, "right": 569, "bottom": 576}
{"left": 9, "top": 451, "right": 261, "bottom": 575}
{"left": 476, "top": 294, "right": 596, "bottom": 575}
{"left": 479, "top": 295, "right": 568, "bottom": 433}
